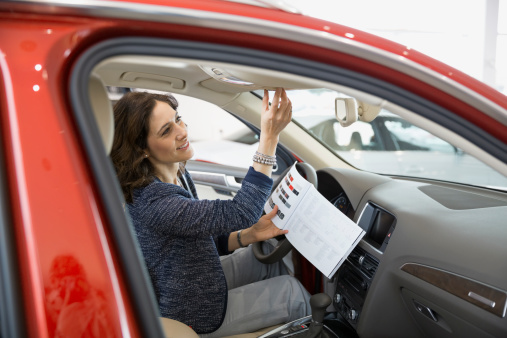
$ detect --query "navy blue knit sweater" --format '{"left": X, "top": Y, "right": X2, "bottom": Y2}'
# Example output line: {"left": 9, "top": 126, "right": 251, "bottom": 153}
{"left": 128, "top": 167, "right": 273, "bottom": 333}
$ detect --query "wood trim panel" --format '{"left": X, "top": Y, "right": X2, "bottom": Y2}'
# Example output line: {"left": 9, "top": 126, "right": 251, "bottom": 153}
{"left": 401, "top": 263, "right": 506, "bottom": 318}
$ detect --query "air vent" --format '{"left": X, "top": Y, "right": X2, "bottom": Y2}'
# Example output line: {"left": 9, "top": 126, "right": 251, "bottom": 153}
{"left": 361, "top": 254, "right": 379, "bottom": 279}
{"left": 347, "top": 246, "right": 365, "bottom": 267}
{"left": 347, "top": 246, "right": 379, "bottom": 279}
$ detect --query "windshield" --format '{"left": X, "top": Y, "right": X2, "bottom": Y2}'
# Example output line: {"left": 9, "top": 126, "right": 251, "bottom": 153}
{"left": 260, "top": 89, "right": 507, "bottom": 191}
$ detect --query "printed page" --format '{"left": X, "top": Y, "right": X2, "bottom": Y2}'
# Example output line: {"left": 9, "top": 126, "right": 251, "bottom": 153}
{"left": 264, "top": 163, "right": 311, "bottom": 230}
{"left": 286, "top": 186, "right": 365, "bottom": 278}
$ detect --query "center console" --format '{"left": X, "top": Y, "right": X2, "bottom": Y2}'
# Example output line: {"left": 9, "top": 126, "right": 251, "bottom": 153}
{"left": 334, "top": 246, "right": 379, "bottom": 329}
{"left": 333, "top": 202, "right": 395, "bottom": 328}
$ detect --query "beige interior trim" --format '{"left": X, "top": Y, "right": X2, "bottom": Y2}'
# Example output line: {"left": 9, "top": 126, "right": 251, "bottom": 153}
{"left": 160, "top": 317, "right": 199, "bottom": 338}
{"left": 88, "top": 73, "right": 114, "bottom": 154}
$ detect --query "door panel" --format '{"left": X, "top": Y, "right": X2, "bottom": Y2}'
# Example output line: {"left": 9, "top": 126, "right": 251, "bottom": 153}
{"left": 186, "top": 161, "right": 247, "bottom": 200}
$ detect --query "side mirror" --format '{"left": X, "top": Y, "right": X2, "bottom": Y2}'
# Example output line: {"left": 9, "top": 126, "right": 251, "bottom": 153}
{"left": 335, "top": 98, "right": 358, "bottom": 127}
{"left": 335, "top": 97, "right": 382, "bottom": 126}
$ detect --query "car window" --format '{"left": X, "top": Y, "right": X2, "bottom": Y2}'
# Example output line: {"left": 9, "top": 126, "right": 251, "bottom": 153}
{"left": 257, "top": 89, "right": 507, "bottom": 190}
{"left": 173, "top": 93, "right": 293, "bottom": 174}
{"left": 170, "top": 93, "right": 256, "bottom": 169}
{"left": 382, "top": 116, "right": 456, "bottom": 152}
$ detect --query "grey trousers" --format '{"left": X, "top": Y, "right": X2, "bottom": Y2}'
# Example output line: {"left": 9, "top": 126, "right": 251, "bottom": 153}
{"left": 200, "top": 242, "right": 311, "bottom": 337}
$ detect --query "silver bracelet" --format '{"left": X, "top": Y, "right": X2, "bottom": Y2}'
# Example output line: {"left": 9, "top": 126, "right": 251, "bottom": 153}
{"left": 237, "top": 229, "right": 247, "bottom": 248}
{"left": 255, "top": 151, "right": 276, "bottom": 160}
{"left": 253, "top": 151, "right": 277, "bottom": 166}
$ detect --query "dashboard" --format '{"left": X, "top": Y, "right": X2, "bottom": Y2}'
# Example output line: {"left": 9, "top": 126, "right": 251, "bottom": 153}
{"left": 317, "top": 168, "right": 507, "bottom": 338}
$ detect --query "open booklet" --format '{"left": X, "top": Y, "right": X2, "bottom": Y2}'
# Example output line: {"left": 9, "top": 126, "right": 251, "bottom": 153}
{"left": 264, "top": 163, "right": 365, "bottom": 279}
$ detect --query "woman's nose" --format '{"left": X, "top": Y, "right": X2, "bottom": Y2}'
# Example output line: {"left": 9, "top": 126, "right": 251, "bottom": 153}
{"left": 175, "top": 121, "right": 188, "bottom": 139}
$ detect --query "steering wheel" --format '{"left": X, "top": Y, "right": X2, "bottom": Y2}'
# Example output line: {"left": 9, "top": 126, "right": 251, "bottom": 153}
{"left": 252, "top": 162, "right": 318, "bottom": 264}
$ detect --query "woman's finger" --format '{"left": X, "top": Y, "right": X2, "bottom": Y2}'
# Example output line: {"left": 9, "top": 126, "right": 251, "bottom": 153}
{"left": 265, "top": 205, "right": 278, "bottom": 220}
{"left": 270, "top": 88, "right": 282, "bottom": 111}
{"left": 285, "top": 98, "right": 292, "bottom": 115}
{"left": 262, "top": 89, "right": 270, "bottom": 111}
{"left": 277, "top": 88, "right": 288, "bottom": 109}
{"left": 280, "top": 90, "right": 292, "bottom": 114}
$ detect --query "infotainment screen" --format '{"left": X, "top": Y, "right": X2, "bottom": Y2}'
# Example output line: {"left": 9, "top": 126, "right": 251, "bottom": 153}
{"left": 369, "top": 209, "right": 396, "bottom": 245}
{"left": 358, "top": 202, "right": 396, "bottom": 251}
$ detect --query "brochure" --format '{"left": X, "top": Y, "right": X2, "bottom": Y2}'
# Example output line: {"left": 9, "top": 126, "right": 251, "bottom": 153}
{"left": 264, "top": 163, "right": 365, "bottom": 279}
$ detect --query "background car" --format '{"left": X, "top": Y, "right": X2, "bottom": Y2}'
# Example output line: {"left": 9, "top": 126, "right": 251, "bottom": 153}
{"left": 1, "top": 1, "right": 506, "bottom": 338}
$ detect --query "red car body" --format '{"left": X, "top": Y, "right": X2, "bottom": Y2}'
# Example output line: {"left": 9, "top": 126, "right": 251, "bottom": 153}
{"left": 0, "top": 1, "right": 506, "bottom": 337}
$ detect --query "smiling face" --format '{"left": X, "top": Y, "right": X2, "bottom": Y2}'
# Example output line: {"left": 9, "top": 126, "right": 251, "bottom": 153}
{"left": 145, "top": 100, "right": 194, "bottom": 174}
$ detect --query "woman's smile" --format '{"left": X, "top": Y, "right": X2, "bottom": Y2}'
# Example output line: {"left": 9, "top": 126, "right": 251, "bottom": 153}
{"left": 177, "top": 140, "right": 190, "bottom": 150}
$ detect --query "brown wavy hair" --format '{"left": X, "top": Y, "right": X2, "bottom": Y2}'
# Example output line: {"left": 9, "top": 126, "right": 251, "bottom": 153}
{"left": 110, "top": 91, "right": 179, "bottom": 203}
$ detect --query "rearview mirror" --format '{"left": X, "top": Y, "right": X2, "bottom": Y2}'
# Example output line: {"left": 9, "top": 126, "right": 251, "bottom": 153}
{"left": 335, "top": 98, "right": 357, "bottom": 127}
{"left": 335, "top": 97, "right": 382, "bottom": 126}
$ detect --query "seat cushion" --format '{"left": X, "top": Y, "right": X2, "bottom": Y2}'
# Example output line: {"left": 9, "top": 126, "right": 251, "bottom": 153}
{"left": 160, "top": 317, "right": 199, "bottom": 338}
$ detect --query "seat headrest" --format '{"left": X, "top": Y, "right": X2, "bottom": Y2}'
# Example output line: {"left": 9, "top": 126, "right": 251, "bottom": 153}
{"left": 88, "top": 74, "right": 114, "bottom": 154}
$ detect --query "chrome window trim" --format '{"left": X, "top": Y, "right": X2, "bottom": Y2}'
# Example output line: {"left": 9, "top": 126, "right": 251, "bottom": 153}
{"left": 3, "top": 0, "right": 506, "bottom": 126}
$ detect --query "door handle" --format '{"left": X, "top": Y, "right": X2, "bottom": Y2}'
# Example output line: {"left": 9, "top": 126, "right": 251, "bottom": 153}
{"left": 189, "top": 171, "right": 242, "bottom": 192}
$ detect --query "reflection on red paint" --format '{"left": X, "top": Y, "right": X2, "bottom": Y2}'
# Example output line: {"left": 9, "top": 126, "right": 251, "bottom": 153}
{"left": 45, "top": 255, "right": 115, "bottom": 337}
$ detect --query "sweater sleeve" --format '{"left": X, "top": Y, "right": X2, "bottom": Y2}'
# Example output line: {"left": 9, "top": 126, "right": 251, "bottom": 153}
{"left": 131, "top": 167, "right": 272, "bottom": 238}
{"left": 214, "top": 234, "right": 231, "bottom": 255}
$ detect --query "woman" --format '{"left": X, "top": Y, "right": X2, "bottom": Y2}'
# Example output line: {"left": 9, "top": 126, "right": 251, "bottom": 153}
{"left": 111, "top": 88, "right": 311, "bottom": 337}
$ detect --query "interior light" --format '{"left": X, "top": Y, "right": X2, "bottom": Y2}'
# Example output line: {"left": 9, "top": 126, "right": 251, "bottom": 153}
{"left": 33, "top": 84, "right": 40, "bottom": 92}
{"left": 35, "top": 64, "right": 42, "bottom": 71}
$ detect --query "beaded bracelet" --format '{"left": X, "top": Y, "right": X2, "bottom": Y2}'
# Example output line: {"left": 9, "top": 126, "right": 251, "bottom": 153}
{"left": 253, "top": 151, "right": 277, "bottom": 166}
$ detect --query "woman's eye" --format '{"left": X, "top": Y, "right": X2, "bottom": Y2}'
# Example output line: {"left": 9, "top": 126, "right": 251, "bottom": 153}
{"left": 162, "top": 127, "right": 170, "bottom": 135}
{"left": 176, "top": 115, "right": 182, "bottom": 123}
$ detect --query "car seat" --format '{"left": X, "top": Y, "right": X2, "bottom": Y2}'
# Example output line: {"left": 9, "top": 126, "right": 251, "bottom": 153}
{"left": 348, "top": 132, "right": 363, "bottom": 150}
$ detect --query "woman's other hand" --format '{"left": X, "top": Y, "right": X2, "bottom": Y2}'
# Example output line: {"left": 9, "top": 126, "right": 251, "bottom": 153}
{"left": 228, "top": 206, "right": 288, "bottom": 250}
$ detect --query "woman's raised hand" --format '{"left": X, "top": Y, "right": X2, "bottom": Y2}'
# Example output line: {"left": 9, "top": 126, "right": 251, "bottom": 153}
{"left": 261, "top": 88, "right": 292, "bottom": 145}
{"left": 253, "top": 88, "right": 292, "bottom": 177}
